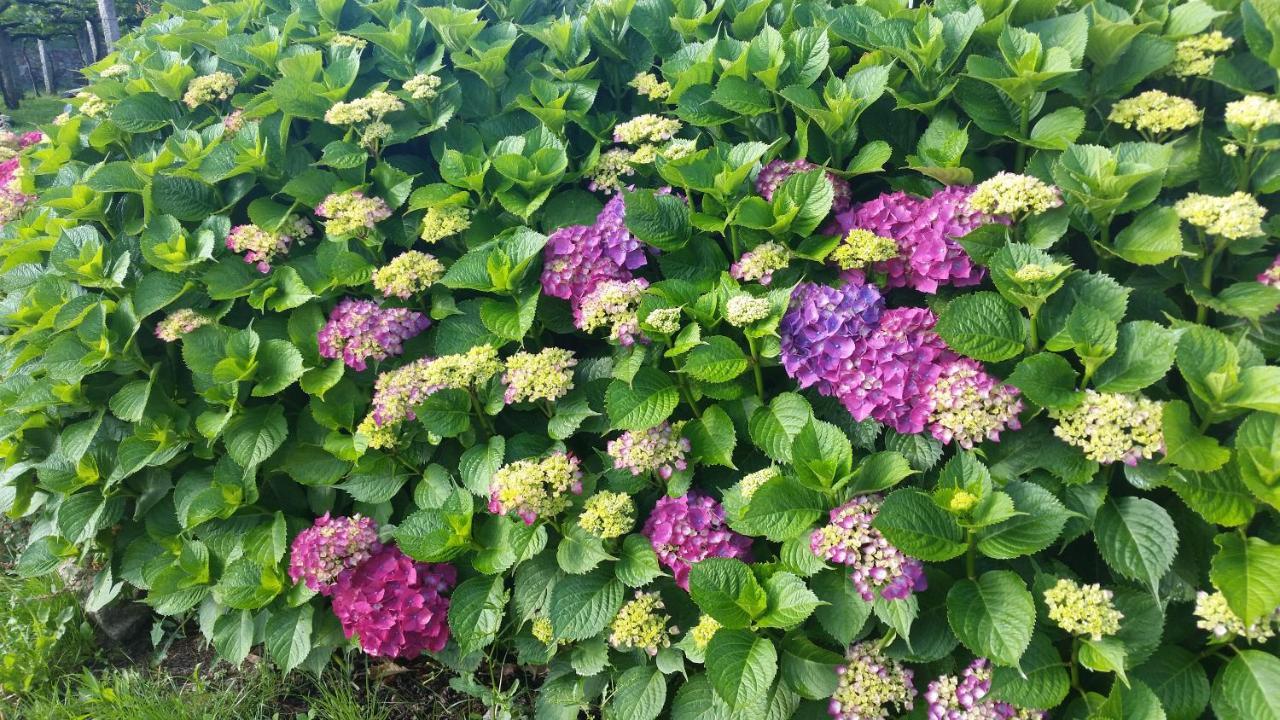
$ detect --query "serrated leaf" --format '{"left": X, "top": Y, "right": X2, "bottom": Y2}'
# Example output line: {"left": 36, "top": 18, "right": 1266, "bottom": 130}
{"left": 1095, "top": 497, "right": 1178, "bottom": 594}
{"left": 946, "top": 570, "right": 1035, "bottom": 668}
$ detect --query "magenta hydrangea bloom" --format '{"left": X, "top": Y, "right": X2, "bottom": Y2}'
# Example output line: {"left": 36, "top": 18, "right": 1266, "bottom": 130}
{"left": 779, "top": 281, "right": 885, "bottom": 390}
{"left": 924, "top": 658, "right": 1046, "bottom": 720}
{"left": 642, "top": 492, "right": 752, "bottom": 590}
{"left": 756, "top": 159, "right": 853, "bottom": 214}
{"left": 810, "top": 496, "right": 926, "bottom": 602}
{"left": 330, "top": 545, "right": 456, "bottom": 658}
{"left": 317, "top": 298, "right": 430, "bottom": 371}
{"left": 541, "top": 194, "right": 647, "bottom": 302}
{"left": 17, "top": 131, "right": 43, "bottom": 147}
{"left": 288, "top": 513, "right": 381, "bottom": 596}
{"left": 829, "top": 307, "right": 953, "bottom": 435}
{"left": 1258, "top": 254, "right": 1280, "bottom": 288}
{"left": 828, "top": 186, "right": 997, "bottom": 293}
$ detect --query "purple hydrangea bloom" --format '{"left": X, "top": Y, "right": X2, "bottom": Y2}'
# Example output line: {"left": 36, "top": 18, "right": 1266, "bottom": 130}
{"left": 541, "top": 194, "right": 647, "bottom": 302}
{"left": 317, "top": 298, "right": 430, "bottom": 371}
{"left": 1258, "top": 254, "right": 1280, "bottom": 288}
{"left": 330, "top": 545, "right": 456, "bottom": 658}
{"left": 828, "top": 186, "right": 997, "bottom": 294}
{"left": 642, "top": 492, "right": 753, "bottom": 590}
{"left": 923, "top": 658, "right": 1047, "bottom": 720}
{"left": 779, "top": 282, "right": 885, "bottom": 390}
{"left": 288, "top": 513, "right": 381, "bottom": 596}
{"left": 810, "top": 496, "right": 926, "bottom": 602}
{"left": 756, "top": 159, "right": 853, "bottom": 214}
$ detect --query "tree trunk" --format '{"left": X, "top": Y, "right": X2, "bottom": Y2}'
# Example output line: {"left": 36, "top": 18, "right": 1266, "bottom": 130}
{"left": 85, "top": 20, "right": 99, "bottom": 61}
{"left": 0, "top": 31, "right": 19, "bottom": 110}
{"left": 74, "top": 27, "right": 91, "bottom": 67}
{"left": 36, "top": 38, "right": 52, "bottom": 95}
{"left": 96, "top": 0, "right": 120, "bottom": 52}
{"left": 20, "top": 42, "right": 37, "bottom": 91}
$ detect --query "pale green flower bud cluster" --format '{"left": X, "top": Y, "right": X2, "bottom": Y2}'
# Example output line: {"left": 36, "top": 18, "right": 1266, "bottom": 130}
{"left": 726, "top": 294, "right": 771, "bottom": 326}
{"left": 404, "top": 73, "right": 442, "bottom": 100}
{"left": 1194, "top": 590, "right": 1278, "bottom": 641}
{"left": 421, "top": 345, "right": 503, "bottom": 391}
{"left": 183, "top": 72, "right": 237, "bottom": 109}
{"left": 330, "top": 34, "right": 367, "bottom": 50}
{"left": 324, "top": 90, "right": 405, "bottom": 126}
{"left": 532, "top": 616, "right": 556, "bottom": 645}
{"left": 830, "top": 229, "right": 899, "bottom": 270}
{"left": 730, "top": 241, "right": 792, "bottom": 285}
{"left": 420, "top": 205, "right": 471, "bottom": 243}
{"left": 1225, "top": 95, "right": 1280, "bottom": 132}
{"left": 1108, "top": 90, "right": 1201, "bottom": 136}
{"left": 968, "top": 172, "right": 1064, "bottom": 217}
{"left": 738, "top": 466, "right": 780, "bottom": 500}
{"left": 576, "top": 279, "right": 648, "bottom": 345}
{"left": 502, "top": 347, "right": 577, "bottom": 404}
{"left": 1171, "top": 32, "right": 1233, "bottom": 78}
{"left": 613, "top": 114, "right": 682, "bottom": 145}
{"left": 629, "top": 72, "right": 671, "bottom": 101}
{"left": 588, "top": 148, "right": 636, "bottom": 194}
{"left": 609, "top": 591, "right": 675, "bottom": 656}
{"left": 1043, "top": 578, "right": 1124, "bottom": 640}
{"left": 645, "top": 307, "right": 682, "bottom": 335}
{"left": 577, "top": 491, "right": 635, "bottom": 539}
{"left": 76, "top": 92, "right": 110, "bottom": 118}
{"left": 688, "top": 614, "right": 720, "bottom": 651}
{"left": 1012, "top": 263, "right": 1065, "bottom": 283}
{"left": 1050, "top": 390, "right": 1164, "bottom": 465}
{"left": 155, "top": 309, "right": 210, "bottom": 342}
{"left": 829, "top": 643, "right": 916, "bottom": 720}
{"left": 373, "top": 251, "right": 445, "bottom": 299}
{"left": 1175, "top": 191, "right": 1267, "bottom": 240}
{"left": 100, "top": 63, "right": 130, "bottom": 79}
{"left": 317, "top": 191, "right": 392, "bottom": 236}
{"left": 489, "top": 452, "right": 583, "bottom": 523}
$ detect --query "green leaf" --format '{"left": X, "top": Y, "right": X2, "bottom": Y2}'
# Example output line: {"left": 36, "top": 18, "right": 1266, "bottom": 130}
{"left": 213, "top": 558, "right": 282, "bottom": 610}
{"left": 418, "top": 389, "right": 474, "bottom": 437}
{"left": 605, "top": 667, "right": 668, "bottom": 720}
{"left": 1096, "top": 678, "right": 1166, "bottom": 720}
{"left": 266, "top": 604, "right": 313, "bottom": 674}
{"left": 1210, "top": 533, "right": 1280, "bottom": 626}
{"left": 449, "top": 576, "right": 507, "bottom": 655}
{"left": 1134, "top": 647, "right": 1210, "bottom": 720}
{"left": 757, "top": 573, "right": 822, "bottom": 629}
{"left": 624, "top": 189, "right": 692, "bottom": 251}
{"left": 1168, "top": 465, "right": 1253, "bottom": 526}
{"left": 936, "top": 292, "right": 1027, "bottom": 362}
{"left": 1094, "top": 322, "right": 1178, "bottom": 393}
{"left": 991, "top": 633, "right": 1070, "bottom": 710}
{"left": 252, "top": 340, "right": 306, "bottom": 396}
{"left": 686, "top": 404, "right": 738, "bottom": 468}
{"left": 1095, "top": 497, "right": 1178, "bottom": 594}
{"left": 684, "top": 336, "right": 750, "bottom": 383}
{"left": 790, "top": 419, "right": 852, "bottom": 491}
{"left": 1210, "top": 650, "right": 1280, "bottom": 720}
{"left": 223, "top": 404, "right": 288, "bottom": 468}
{"left": 1234, "top": 412, "right": 1280, "bottom": 511}
{"left": 212, "top": 610, "right": 254, "bottom": 665}
{"left": 772, "top": 169, "right": 834, "bottom": 237}
{"left": 1113, "top": 206, "right": 1183, "bottom": 266}
{"left": 549, "top": 570, "right": 625, "bottom": 641}
{"left": 1007, "top": 352, "right": 1083, "bottom": 410}
{"left": 946, "top": 570, "right": 1036, "bottom": 668}
{"left": 1162, "top": 400, "right": 1231, "bottom": 473}
{"left": 705, "top": 629, "right": 777, "bottom": 710}
{"left": 779, "top": 631, "right": 841, "bottom": 700}
{"left": 734, "top": 476, "right": 825, "bottom": 541}
{"left": 1228, "top": 366, "right": 1280, "bottom": 413}
{"left": 616, "top": 534, "right": 662, "bottom": 587}
{"left": 111, "top": 92, "right": 177, "bottom": 132}
{"left": 689, "top": 557, "right": 768, "bottom": 629}
{"left": 874, "top": 489, "right": 967, "bottom": 561}
{"left": 977, "top": 481, "right": 1070, "bottom": 559}
{"left": 606, "top": 367, "right": 680, "bottom": 430}
{"left": 748, "top": 393, "right": 813, "bottom": 463}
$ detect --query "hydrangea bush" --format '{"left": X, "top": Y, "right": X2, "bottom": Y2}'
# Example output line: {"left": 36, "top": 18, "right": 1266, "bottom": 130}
{"left": 3, "top": 0, "right": 1280, "bottom": 717}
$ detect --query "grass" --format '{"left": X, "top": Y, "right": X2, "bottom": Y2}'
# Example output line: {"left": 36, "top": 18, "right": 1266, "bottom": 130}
{"left": 5, "top": 93, "right": 67, "bottom": 132}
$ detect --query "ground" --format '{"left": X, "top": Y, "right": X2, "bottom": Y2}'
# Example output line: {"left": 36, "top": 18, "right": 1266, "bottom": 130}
{"left": 5, "top": 93, "right": 67, "bottom": 133}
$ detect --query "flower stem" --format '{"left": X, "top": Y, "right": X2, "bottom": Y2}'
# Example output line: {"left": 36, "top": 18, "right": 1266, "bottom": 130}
{"left": 1197, "top": 238, "right": 1222, "bottom": 325}
{"left": 468, "top": 387, "right": 495, "bottom": 436}
{"left": 746, "top": 334, "right": 766, "bottom": 403}
{"left": 965, "top": 530, "right": 977, "bottom": 580}
{"left": 1026, "top": 307, "right": 1039, "bottom": 354}
{"left": 1070, "top": 637, "right": 1083, "bottom": 695}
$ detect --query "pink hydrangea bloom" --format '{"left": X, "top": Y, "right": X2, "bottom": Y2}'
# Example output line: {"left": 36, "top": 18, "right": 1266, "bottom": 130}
{"left": 541, "top": 194, "right": 647, "bottom": 302}
{"left": 317, "top": 298, "right": 430, "bottom": 371}
{"left": 607, "top": 422, "right": 691, "bottom": 479}
{"left": 1258, "top": 254, "right": 1280, "bottom": 288}
{"left": 828, "top": 186, "right": 999, "bottom": 293}
{"left": 288, "top": 513, "right": 380, "bottom": 596}
{"left": 756, "top": 159, "right": 852, "bottom": 214}
{"left": 810, "top": 496, "right": 926, "bottom": 601}
{"left": 641, "top": 492, "right": 752, "bottom": 590}
{"left": 924, "top": 658, "right": 1047, "bottom": 720}
{"left": 330, "top": 546, "right": 456, "bottom": 658}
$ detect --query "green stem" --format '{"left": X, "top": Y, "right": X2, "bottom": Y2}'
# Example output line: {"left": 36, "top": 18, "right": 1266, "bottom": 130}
{"left": 1239, "top": 141, "right": 1255, "bottom": 192}
{"left": 1070, "top": 637, "right": 1083, "bottom": 695}
{"left": 675, "top": 373, "right": 702, "bottom": 419}
{"left": 1026, "top": 307, "right": 1039, "bottom": 354}
{"left": 1014, "top": 101, "right": 1031, "bottom": 172}
{"left": 1197, "top": 239, "right": 1222, "bottom": 325}
{"left": 468, "top": 387, "right": 495, "bottom": 436}
{"left": 746, "top": 334, "right": 766, "bottom": 403}
{"left": 965, "top": 529, "right": 977, "bottom": 580}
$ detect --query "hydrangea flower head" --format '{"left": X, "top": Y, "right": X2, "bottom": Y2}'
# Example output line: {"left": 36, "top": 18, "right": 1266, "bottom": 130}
{"left": 1175, "top": 192, "right": 1267, "bottom": 240}
{"left": 608, "top": 421, "right": 691, "bottom": 479}
{"left": 645, "top": 307, "right": 682, "bottom": 335}
{"left": 756, "top": 159, "right": 853, "bottom": 214}
{"left": 317, "top": 191, "right": 392, "bottom": 236}
{"left": 831, "top": 230, "right": 899, "bottom": 271}
{"left": 1194, "top": 590, "right": 1279, "bottom": 641}
{"left": 420, "top": 204, "right": 471, "bottom": 243}
{"left": 373, "top": 251, "right": 445, "bottom": 298}
{"left": 726, "top": 294, "right": 771, "bottom": 326}
{"left": 324, "top": 90, "right": 405, "bottom": 125}
{"left": 923, "top": 658, "right": 1046, "bottom": 720}
{"left": 330, "top": 34, "right": 368, "bottom": 50}
{"left": 1108, "top": 90, "right": 1201, "bottom": 136}
{"left": 828, "top": 642, "right": 916, "bottom": 720}
{"left": 223, "top": 110, "right": 245, "bottom": 132}
{"left": 588, "top": 148, "right": 635, "bottom": 194}
{"left": 1050, "top": 390, "right": 1164, "bottom": 465}
{"left": 488, "top": 452, "right": 584, "bottom": 524}
{"left": 779, "top": 281, "right": 884, "bottom": 389}
{"left": 531, "top": 616, "right": 555, "bottom": 645}
{"left": 927, "top": 358, "right": 1024, "bottom": 449}
{"left": 574, "top": 278, "right": 650, "bottom": 346}
{"left": 99, "top": 63, "right": 130, "bottom": 79}
{"left": 75, "top": 91, "right": 110, "bottom": 118}
{"left": 968, "top": 173, "right": 1064, "bottom": 217}
{"left": 1258, "top": 255, "right": 1280, "bottom": 288}
{"left": 502, "top": 347, "right": 576, "bottom": 404}
{"left": 629, "top": 72, "right": 671, "bottom": 100}
{"left": 1172, "top": 32, "right": 1233, "bottom": 77}
{"left": 317, "top": 298, "right": 430, "bottom": 371}
{"left": 738, "top": 466, "right": 780, "bottom": 500}
{"left": 155, "top": 309, "right": 211, "bottom": 342}
{"left": 578, "top": 491, "right": 635, "bottom": 539}
{"left": 689, "top": 614, "right": 721, "bottom": 651}
{"left": 288, "top": 513, "right": 380, "bottom": 595}
{"left": 183, "top": 71, "right": 237, "bottom": 108}
{"left": 810, "top": 495, "right": 927, "bottom": 601}
{"left": 613, "top": 114, "right": 682, "bottom": 144}
{"left": 226, "top": 217, "right": 313, "bottom": 272}
{"left": 1043, "top": 578, "right": 1124, "bottom": 640}
{"left": 1225, "top": 95, "right": 1280, "bottom": 132}
{"left": 330, "top": 546, "right": 455, "bottom": 657}
{"left": 642, "top": 492, "right": 752, "bottom": 589}
{"left": 731, "top": 241, "right": 792, "bottom": 285}
{"left": 542, "top": 194, "right": 647, "bottom": 302}
{"left": 610, "top": 591, "right": 674, "bottom": 655}
{"left": 404, "top": 73, "right": 442, "bottom": 100}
